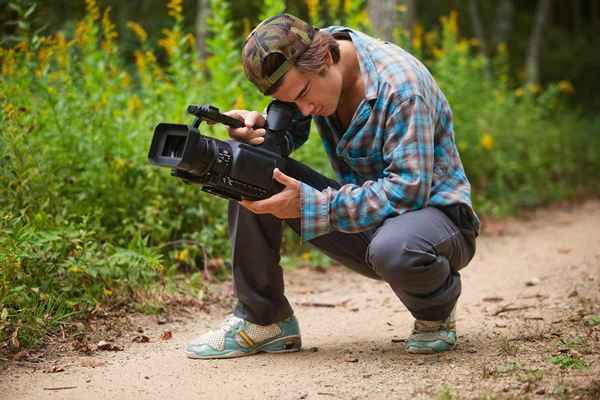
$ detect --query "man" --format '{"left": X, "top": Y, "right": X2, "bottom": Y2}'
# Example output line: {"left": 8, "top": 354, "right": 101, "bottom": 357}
{"left": 185, "top": 13, "right": 479, "bottom": 359}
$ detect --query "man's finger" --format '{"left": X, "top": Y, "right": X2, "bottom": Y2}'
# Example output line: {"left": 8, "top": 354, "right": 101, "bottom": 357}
{"left": 273, "top": 168, "right": 297, "bottom": 187}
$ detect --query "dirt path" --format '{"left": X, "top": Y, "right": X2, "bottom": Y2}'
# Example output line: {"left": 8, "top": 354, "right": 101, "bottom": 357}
{"left": 2, "top": 201, "right": 600, "bottom": 400}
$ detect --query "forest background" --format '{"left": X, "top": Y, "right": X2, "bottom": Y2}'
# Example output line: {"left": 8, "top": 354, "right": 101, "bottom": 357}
{"left": 1, "top": 0, "right": 599, "bottom": 352}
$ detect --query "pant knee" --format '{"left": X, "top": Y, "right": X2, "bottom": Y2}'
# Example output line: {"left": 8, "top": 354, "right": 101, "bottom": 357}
{"left": 368, "top": 238, "right": 450, "bottom": 294}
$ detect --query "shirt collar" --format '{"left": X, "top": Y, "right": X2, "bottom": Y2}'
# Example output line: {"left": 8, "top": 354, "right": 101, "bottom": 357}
{"left": 325, "top": 26, "right": 380, "bottom": 101}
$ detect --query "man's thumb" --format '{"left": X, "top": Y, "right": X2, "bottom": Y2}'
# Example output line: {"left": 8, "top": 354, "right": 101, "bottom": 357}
{"left": 273, "top": 168, "right": 295, "bottom": 186}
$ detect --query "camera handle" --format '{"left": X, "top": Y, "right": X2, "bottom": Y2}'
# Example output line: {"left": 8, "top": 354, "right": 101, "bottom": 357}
{"left": 186, "top": 105, "right": 245, "bottom": 130}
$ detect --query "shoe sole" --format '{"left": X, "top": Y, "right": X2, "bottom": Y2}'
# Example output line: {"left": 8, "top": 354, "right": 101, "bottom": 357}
{"left": 186, "top": 335, "right": 301, "bottom": 360}
{"left": 405, "top": 342, "right": 456, "bottom": 354}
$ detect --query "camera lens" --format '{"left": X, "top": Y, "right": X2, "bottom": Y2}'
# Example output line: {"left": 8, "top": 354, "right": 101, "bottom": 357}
{"left": 162, "top": 135, "right": 186, "bottom": 159}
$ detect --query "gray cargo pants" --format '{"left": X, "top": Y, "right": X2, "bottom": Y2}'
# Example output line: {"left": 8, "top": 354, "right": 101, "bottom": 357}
{"left": 229, "top": 158, "right": 477, "bottom": 325}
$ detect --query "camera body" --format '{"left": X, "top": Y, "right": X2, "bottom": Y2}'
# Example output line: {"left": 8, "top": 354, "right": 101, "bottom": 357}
{"left": 148, "top": 101, "right": 297, "bottom": 201}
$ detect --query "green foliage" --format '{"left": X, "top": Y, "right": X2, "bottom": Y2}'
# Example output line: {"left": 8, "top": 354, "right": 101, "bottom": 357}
{"left": 437, "top": 384, "right": 459, "bottom": 400}
{"left": 0, "top": 0, "right": 599, "bottom": 350}
{"left": 550, "top": 355, "right": 588, "bottom": 370}
{"left": 585, "top": 315, "right": 600, "bottom": 327}
{"left": 410, "top": 12, "right": 600, "bottom": 216}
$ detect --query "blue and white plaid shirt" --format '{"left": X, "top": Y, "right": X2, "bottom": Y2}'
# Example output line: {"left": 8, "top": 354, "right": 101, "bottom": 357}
{"left": 292, "top": 27, "right": 477, "bottom": 241}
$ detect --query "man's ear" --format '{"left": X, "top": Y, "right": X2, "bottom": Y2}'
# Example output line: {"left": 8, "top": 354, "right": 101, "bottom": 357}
{"left": 324, "top": 49, "right": 334, "bottom": 66}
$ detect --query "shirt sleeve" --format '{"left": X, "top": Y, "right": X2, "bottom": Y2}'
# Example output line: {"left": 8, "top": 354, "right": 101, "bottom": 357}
{"left": 300, "top": 95, "right": 434, "bottom": 241}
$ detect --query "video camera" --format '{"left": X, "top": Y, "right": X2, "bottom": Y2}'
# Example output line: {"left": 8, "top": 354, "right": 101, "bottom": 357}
{"left": 148, "top": 101, "right": 299, "bottom": 201}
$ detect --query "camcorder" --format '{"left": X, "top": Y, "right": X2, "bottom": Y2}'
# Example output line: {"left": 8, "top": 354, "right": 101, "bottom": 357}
{"left": 148, "top": 101, "right": 300, "bottom": 201}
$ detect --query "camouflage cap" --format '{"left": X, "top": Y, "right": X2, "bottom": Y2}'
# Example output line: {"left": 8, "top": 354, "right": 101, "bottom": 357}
{"left": 242, "top": 14, "right": 317, "bottom": 94}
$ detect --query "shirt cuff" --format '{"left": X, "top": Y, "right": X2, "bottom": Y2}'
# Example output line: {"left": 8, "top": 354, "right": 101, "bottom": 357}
{"left": 299, "top": 182, "right": 332, "bottom": 241}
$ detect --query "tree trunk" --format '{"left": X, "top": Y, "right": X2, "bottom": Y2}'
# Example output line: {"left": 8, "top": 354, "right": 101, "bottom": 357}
{"left": 468, "top": 0, "right": 489, "bottom": 58}
{"left": 525, "top": 0, "right": 552, "bottom": 85}
{"left": 195, "top": 0, "right": 210, "bottom": 60}
{"left": 403, "top": 0, "right": 417, "bottom": 37}
{"left": 367, "top": 0, "right": 398, "bottom": 42}
{"left": 593, "top": 0, "right": 600, "bottom": 29}
{"left": 493, "top": 0, "right": 513, "bottom": 47}
{"left": 572, "top": 0, "right": 581, "bottom": 32}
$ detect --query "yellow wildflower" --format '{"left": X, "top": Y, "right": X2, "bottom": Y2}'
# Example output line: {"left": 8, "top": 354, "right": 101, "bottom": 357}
{"left": 343, "top": 0, "right": 352, "bottom": 14}
{"left": 127, "top": 21, "right": 148, "bottom": 43}
{"left": 127, "top": 95, "right": 143, "bottom": 114}
{"left": 432, "top": 47, "right": 444, "bottom": 60}
{"left": 134, "top": 50, "right": 146, "bottom": 72}
{"left": 167, "top": 0, "right": 183, "bottom": 21}
{"left": 307, "top": 0, "right": 319, "bottom": 22}
{"left": 515, "top": 87, "right": 525, "bottom": 97}
{"left": 56, "top": 32, "right": 69, "bottom": 69}
{"left": 557, "top": 80, "right": 574, "bottom": 95}
{"left": 424, "top": 31, "right": 437, "bottom": 50}
{"left": 526, "top": 83, "right": 541, "bottom": 94}
{"left": 448, "top": 10, "right": 459, "bottom": 34}
{"left": 242, "top": 18, "right": 251, "bottom": 38}
{"left": 457, "top": 39, "right": 469, "bottom": 53}
{"left": 85, "top": 0, "right": 99, "bottom": 21}
{"left": 159, "top": 29, "right": 178, "bottom": 56}
{"left": 74, "top": 20, "right": 89, "bottom": 46}
{"left": 1, "top": 49, "right": 15, "bottom": 76}
{"left": 440, "top": 10, "right": 459, "bottom": 35}
{"left": 121, "top": 72, "right": 131, "bottom": 88}
{"left": 481, "top": 133, "right": 494, "bottom": 151}
{"left": 3, "top": 103, "right": 14, "bottom": 117}
{"left": 14, "top": 41, "right": 28, "bottom": 53}
{"left": 234, "top": 94, "right": 245, "bottom": 110}
{"left": 175, "top": 248, "right": 190, "bottom": 263}
{"left": 101, "top": 8, "right": 118, "bottom": 53}
{"left": 329, "top": 0, "right": 340, "bottom": 12}
{"left": 412, "top": 23, "right": 423, "bottom": 51}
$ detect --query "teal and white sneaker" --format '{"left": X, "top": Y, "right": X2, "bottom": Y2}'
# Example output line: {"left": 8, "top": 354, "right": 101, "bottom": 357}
{"left": 405, "top": 307, "right": 457, "bottom": 354}
{"left": 185, "top": 314, "right": 301, "bottom": 359}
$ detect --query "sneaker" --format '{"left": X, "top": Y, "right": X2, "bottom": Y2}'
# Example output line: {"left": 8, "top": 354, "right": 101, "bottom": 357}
{"left": 185, "top": 314, "right": 302, "bottom": 359}
{"left": 405, "top": 307, "right": 457, "bottom": 354}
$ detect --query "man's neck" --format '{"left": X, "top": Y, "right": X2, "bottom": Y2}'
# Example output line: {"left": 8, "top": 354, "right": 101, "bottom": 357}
{"left": 335, "top": 40, "right": 364, "bottom": 130}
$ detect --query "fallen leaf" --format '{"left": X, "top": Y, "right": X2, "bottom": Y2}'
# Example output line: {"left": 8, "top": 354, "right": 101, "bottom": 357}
{"left": 160, "top": 330, "right": 173, "bottom": 341}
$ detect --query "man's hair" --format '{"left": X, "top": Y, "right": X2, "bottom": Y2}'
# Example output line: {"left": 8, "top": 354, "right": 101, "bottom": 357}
{"left": 261, "top": 30, "right": 340, "bottom": 95}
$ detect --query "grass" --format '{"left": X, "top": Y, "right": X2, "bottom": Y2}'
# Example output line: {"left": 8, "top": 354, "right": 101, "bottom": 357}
{"left": 549, "top": 355, "right": 588, "bottom": 370}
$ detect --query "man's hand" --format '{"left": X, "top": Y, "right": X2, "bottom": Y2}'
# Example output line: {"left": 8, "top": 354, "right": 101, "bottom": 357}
{"left": 240, "top": 168, "right": 301, "bottom": 219}
{"left": 222, "top": 109, "right": 266, "bottom": 145}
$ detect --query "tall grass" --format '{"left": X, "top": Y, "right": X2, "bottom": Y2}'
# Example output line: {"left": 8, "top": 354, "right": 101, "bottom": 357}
{"left": 1, "top": 1, "right": 598, "bottom": 350}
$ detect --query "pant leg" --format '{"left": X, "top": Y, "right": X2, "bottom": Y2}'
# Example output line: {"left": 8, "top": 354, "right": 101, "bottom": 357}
{"left": 230, "top": 158, "right": 377, "bottom": 326}
{"left": 366, "top": 207, "right": 475, "bottom": 321}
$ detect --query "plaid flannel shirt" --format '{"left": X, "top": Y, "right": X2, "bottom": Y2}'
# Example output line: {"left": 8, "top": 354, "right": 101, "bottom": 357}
{"left": 294, "top": 27, "right": 477, "bottom": 241}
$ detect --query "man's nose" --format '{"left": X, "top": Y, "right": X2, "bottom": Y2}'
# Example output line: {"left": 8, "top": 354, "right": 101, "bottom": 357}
{"left": 297, "top": 101, "right": 315, "bottom": 116}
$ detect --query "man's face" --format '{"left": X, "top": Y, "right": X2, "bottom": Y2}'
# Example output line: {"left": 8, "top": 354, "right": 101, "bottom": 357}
{"left": 271, "top": 64, "right": 343, "bottom": 117}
